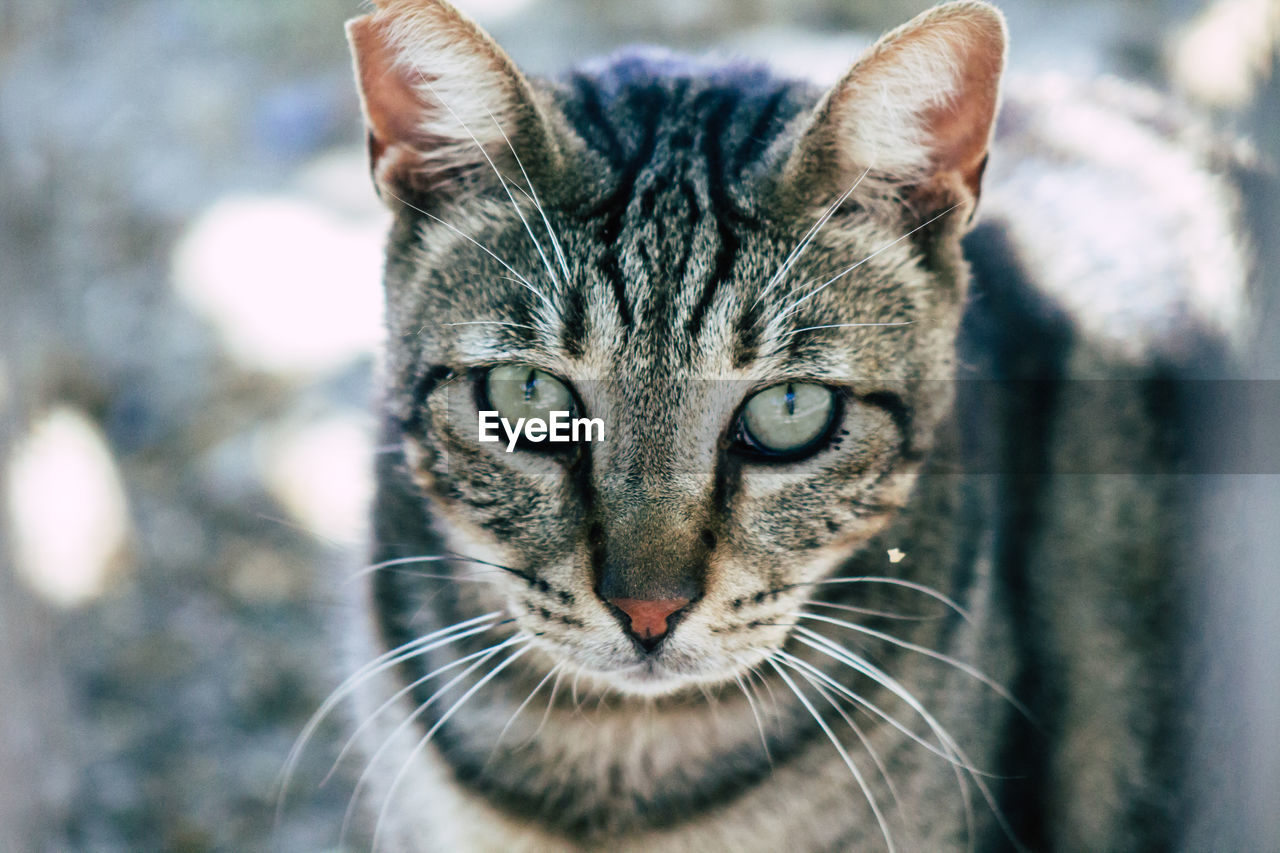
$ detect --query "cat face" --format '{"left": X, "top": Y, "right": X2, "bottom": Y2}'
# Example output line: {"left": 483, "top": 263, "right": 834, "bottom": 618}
{"left": 350, "top": 0, "right": 1004, "bottom": 696}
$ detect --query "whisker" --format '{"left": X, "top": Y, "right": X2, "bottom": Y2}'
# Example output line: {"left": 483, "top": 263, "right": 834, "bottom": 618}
{"left": 786, "top": 659, "right": 906, "bottom": 825}
{"left": 768, "top": 657, "right": 896, "bottom": 853}
{"left": 342, "top": 633, "right": 529, "bottom": 845}
{"left": 788, "top": 321, "right": 914, "bottom": 335}
{"left": 491, "top": 661, "right": 564, "bottom": 760}
{"left": 781, "top": 642, "right": 980, "bottom": 850}
{"left": 407, "top": 68, "right": 561, "bottom": 297}
{"left": 798, "top": 611, "right": 1031, "bottom": 719}
{"left": 440, "top": 320, "right": 544, "bottom": 334}
{"left": 752, "top": 166, "right": 872, "bottom": 310}
{"left": 793, "top": 576, "right": 972, "bottom": 623}
{"left": 733, "top": 671, "right": 773, "bottom": 765}
{"left": 326, "top": 627, "right": 523, "bottom": 787}
{"left": 363, "top": 568, "right": 510, "bottom": 585}
{"left": 498, "top": 274, "right": 557, "bottom": 312}
{"left": 795, "top": 629, "right": 1023, "bottom": 851}
{"left": 745, "top": 661, "right": 780, "bottom": 715}
{"left": 346, "top": 551, "right": 540, "bottom": 587}
{"left": 273, "top": 611, "right": 502, "bottom": 834}
{"left": 806, "top": 599, "right": 938, "bottom": 622}
{"left": 527, "top": 665, "right": 567, "bottom": 745}
{"left": 774, "top": 649, "right": 983, "bottom": 773}
{"left": 379, "top": 185, "right": 536, "bottom": 290}
{"left": 593, "top": 681, "right": 613, "bottom": 714}
{"left": 253, "top": 512, "right": 343, "bottom": 548}
{"left": 371, "top": 642, "right": 534, "bottom": 851}
{"left": 776, "top": 204, "right": 961, "bottom": 322}
{"left": 487, "top": 110, "right": 573, "bottom": 286}
{"left": 569, "top": 669, "right": 585, "bottom": 717}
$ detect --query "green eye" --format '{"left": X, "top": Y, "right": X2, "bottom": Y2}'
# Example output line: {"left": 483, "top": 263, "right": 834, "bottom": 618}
{"left": 739, "top": 382, "right": 836, "bottom": 456}
{"left": 484, "top": 364, "right": 574, "bottom": 422}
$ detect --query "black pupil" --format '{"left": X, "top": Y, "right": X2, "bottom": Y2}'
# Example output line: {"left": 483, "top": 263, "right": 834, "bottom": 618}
{"left": 523, "top": 370, "right": 537, "bottom": 402}
{"left": 784, "top": 383, "right": 796, "bottom": 416}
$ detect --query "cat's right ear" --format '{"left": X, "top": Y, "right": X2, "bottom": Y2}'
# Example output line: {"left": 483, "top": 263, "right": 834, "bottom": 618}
{"left": 346, "top": 0, "right": 573, "bottom": 209}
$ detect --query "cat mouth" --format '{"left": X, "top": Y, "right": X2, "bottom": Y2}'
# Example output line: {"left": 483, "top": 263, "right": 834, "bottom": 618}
{"left": 567, "top": 643, "right": 749, "bottom": 696}
{"left": 595, "top": 659, "right": 704, "bottom": 695}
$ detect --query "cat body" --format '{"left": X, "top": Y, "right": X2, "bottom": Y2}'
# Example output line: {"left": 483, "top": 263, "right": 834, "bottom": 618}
{"left": 338, "top": 2, "right": 1247, "bottom": 850}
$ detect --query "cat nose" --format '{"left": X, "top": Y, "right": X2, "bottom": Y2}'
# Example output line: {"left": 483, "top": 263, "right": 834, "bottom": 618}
{"left": 607, "top": 597, "right": 691, "bottom": 650}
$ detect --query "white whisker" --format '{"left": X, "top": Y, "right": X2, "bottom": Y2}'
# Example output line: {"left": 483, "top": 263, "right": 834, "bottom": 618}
{"left": 752, "top": 167, "right": 872, "bottom": 310}
{"left": 795, "top": 629, "right": 1023, "bottom": 852}
{"left": 781, "top": 642, "right": 980, "bottom": 850}
{"left": 439, "top": 320, "right": 544, "bottom": 335}
{"left": 806, "top": 599, "right": 937, "bottom": 622}
{"left": 346, "top": 634, "right": 530, "bottom": 847}
{"left": 789, "top": 321, "right": 914, "bottom": 334}
{"left": 407, "top": 69, "right": 561, "bottom": 297}
{"left": 798, "top": 611, "right": 1030, "bottom": 718}
{"left": 746, "top": 661, "right": 781, "bottom": 715}
{"left": 491, "top": 661, "right": 564, "bottom": 758}
{"left": 487, "top": 110, "right": 573, "bottom": 286}
{"left": 788, "top": 660, "right": 907, "bottom": 824}
{"left": 528, "top": 665, "right": 567, "bottom": 745}
{"left": 273, "top": 611, "right": 502, "bottom": 834}
{"left": 380, "top": 185, "right": 536, "bottom": 290}
{"left": 328, "top": 630, "right": 525, "bottom": 786}
{"left": 769, "top": 657, "right": 896, "bottom": 853}
{"left": 776, "top": 204, "right": 961, "bottom": 322}
{"left": 372, "top": 642, "right": 534, "bottom": 851}
{"left": 498, "top": 275, "right": 557, "bottom": 312}
{"left": 345, "top": 553, "right": 515, "bottom": 585}
{"left": 775, "top": 649, "right": 980, "bottom": 772}
{"left": 805, "top": 576, "right": 972, "bottom": 623}
{"left": 734, "top": 671, "right": 773, "bottom": 765}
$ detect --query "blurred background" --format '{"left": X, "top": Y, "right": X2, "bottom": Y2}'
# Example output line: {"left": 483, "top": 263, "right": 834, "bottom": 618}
{"left": 0, "top": 1, "right": 1276, "bottom": 850}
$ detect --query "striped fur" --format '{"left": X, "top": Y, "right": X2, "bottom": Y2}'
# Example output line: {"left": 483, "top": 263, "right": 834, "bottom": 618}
{"left": 336, "top": 2, "right": 1249, "bottom": 850}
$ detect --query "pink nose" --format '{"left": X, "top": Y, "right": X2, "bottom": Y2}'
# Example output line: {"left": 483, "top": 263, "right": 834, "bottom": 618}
{"left": 608, "top": 597, "right": 691, "bottom": 643}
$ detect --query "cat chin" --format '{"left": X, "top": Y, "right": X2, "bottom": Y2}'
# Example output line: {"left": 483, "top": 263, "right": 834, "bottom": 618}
{"left": 580, "top": 665, "right": 728, "bottom": 699}
{"left": 555, "top": 647, "right": 766, "bottom": 699}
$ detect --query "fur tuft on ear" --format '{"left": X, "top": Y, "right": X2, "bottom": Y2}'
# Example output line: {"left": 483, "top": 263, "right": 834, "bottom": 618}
{"left": 346, "top": 0, "right": 570, "bottom": 208}
{"left": 782, "top": 1, "right": 1007, "bottom": 222}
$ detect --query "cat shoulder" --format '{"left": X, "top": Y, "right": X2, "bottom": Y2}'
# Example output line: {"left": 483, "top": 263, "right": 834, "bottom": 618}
{"left": 970, "top": 74, "right": 1252, "bottom": 374}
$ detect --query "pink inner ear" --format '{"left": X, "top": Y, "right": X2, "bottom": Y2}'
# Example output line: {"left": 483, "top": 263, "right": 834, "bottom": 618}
{"left": 919, "top": 27, "right": 1004, "bottom": 202}
{"left": 350, "top": 17, "right": 434, "bottom": 161}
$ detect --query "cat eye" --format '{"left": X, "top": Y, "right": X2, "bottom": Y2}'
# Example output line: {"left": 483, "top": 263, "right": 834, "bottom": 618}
{"left": 736, "top": 382, "right": 837, "bottom": 458}
{"left": 483, "top": 364, "right": 575, "bottom": 424}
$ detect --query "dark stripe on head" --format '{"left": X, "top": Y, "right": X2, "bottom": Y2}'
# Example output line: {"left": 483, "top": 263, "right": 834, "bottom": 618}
{"left": 588, "top": 83, "right": 673, "bottom": 330}
{"left": 561, "top": 286, "right": 587, "bottom": 356}
{"left": 731, "top": 86, "right": 789, "bottom": 176}
{"left": 566, "top": 73, "right": 626, "bottom": 163}
{"left": 674, "top": 179, "right": 700, "bottom": 290}
{"left": 732, "top": 298, "right": 761, "bottom": 367}
{"left": 686, "top": 91, "right": 742, "bottom": 338}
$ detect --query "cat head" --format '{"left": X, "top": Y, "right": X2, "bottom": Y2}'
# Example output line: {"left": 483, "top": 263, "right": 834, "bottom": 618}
{"left": 349, "top": 0, "right": 1005, "bottom": 696}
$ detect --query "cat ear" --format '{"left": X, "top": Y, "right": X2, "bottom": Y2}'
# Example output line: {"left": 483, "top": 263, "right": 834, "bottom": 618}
{"left": 346, "top": 0, "right": 570, "bottom": 208}
{"left": 780, "top": 1, "right": 1006, "bottom": 223}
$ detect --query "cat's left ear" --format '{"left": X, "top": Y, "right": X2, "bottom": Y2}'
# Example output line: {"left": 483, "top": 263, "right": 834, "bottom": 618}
{"left": 779, "top": 1, "right": 1006, "bottom": 225}
{"left": 347, "top": 0, "right": 575, "bottom": 209}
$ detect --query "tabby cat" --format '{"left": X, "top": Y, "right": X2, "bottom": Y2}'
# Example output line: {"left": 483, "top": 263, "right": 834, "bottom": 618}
{"left": 327, "top": 0, "right": 1247, "bottom": 849}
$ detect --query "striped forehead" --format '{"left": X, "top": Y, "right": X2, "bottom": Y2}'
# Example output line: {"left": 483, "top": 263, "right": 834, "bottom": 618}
{"left": 421, "top": 63, "right": 922, "bottom": 378}
{"left": 555, "top": 66, "right": 806, "bottom": 370}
